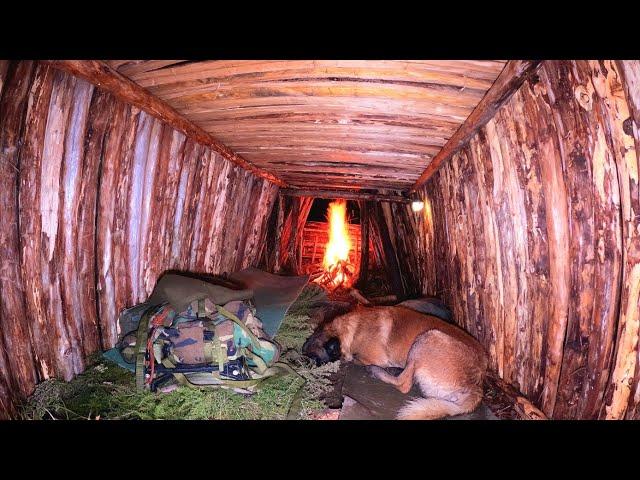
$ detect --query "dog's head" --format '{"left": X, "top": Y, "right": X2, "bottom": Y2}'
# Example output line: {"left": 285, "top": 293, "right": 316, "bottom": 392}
{"left": 302, "top": 322, "right": 342, "bottom": 366}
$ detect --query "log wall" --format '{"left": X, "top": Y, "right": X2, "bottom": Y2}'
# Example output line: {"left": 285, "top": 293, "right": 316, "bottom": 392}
{"left": 364, "top": 199, "right": 427, "bottom": 299}
{"left": 0, "top": 61, "right": 278, "bottom": 418}
{"left": 418, "top": 60, "right": 640, "bottom": 419}
{"left": 260, "top": 194, "right": 313, "bottom": 275}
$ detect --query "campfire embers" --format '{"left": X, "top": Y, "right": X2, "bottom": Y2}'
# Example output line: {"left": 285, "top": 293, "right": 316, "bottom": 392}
{"left": 313, "top": 199, "right": 357, "bottom": 292}
{"left": 315, "top": 259, "right": 356, "bottom": 291}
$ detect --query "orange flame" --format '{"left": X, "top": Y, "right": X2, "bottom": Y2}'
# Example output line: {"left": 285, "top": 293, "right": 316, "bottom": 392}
{"left": 321, "top": 199, "right": 354, "bottom": 289}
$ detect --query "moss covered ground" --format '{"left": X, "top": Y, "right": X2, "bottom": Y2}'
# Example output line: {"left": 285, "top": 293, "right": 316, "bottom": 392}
{"left": 19, "top": 284, "right": 339, "bottom": 420}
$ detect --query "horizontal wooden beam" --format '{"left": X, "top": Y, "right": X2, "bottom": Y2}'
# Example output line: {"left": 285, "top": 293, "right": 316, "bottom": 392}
{"left": 43, "top": 60, "right": 288, "bottom": 188}
{"left": 409, "top": 60, "right": 542, "bottom": 193}
{"left": 281, "top": 188, "right": 411, "bottom": 203}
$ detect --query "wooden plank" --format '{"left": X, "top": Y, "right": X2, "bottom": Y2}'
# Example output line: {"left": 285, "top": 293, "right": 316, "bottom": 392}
{"left": 42, "top": 60, "right": 288, "bottom": 188}
{"left": 410, "top": 60, "right": 542, "bottom": 192}
{"left": 281, "top": 188, "right": 411, "bottom": 203}
{"left": 123, "top": 60, "right": 506, "bottom": 90}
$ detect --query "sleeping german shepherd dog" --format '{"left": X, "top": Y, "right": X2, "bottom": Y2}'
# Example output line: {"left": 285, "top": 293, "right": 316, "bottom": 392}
{"left": 302, "top": 305, "right": 488, "bottom": 420}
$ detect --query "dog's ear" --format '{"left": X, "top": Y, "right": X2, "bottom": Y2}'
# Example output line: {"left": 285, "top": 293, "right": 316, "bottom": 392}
{"left": 324, "top": 337, "right": 341, "bottom": 361}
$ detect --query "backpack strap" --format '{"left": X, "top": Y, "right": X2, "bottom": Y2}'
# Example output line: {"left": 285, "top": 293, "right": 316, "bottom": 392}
{"left": 156, "top": 366, "right": 306, "bottom": 419}
{"left": 135, "top": 308, "right": 154, "bottom": 390}
{"left": 215, "top": 304, "right": 262, "bottom": 348}
{"left": 137, "top": 301, "right": 305, "bottom": 417}
{"left": 171, "top": 371, "right": 262, "bottom": 390}
{"left": 215, "top": 304, "right": 278, "bottom": 370}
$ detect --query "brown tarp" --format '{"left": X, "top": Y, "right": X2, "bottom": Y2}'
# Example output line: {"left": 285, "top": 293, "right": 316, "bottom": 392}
{"left": 147, "top": 273, "right": 253, "bottom": 313}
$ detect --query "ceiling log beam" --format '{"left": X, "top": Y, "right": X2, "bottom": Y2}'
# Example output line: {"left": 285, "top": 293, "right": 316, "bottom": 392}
{"left": 43, "top": 60, "right": 288, "bottom": 188}
{"left": 281, "top": 188, "right": 411, "bottom": 203}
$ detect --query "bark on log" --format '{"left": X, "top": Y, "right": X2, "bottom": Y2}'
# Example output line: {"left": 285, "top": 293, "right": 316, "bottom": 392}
{"left": 271, "top": 195, "right": 313, "bottom": 275}
{"left": 368, "top": 201, "right": 406, "bottom": 299}
{"left": 596, "top": 60, "right": 640, "bottom": 420}
{"left": 541, "top": 61, "right": 595, "bottom": 419}
{"left": 486, "top": 373, "right": 548, "bottom": 420}
{"left": 416, "top": 61, "right": 640, "bottom": 419}
{"left": 60, "top": 77, "right": 98, "bottom": 369}
{"left": 18, "top": 63, "right": 56, "bottom": 381}
{"left": 43, "top": 60, "right": 287, "bottom": 188}
{"left": 410, "top": 60, "right": 542, "bottom": 192}
{"left": 0, "top": 61, "right": 280, "bottom": 414}
{"left": 0, "top": 61, "right": 38, "bottom": 407}
{"left": 617, "top": 60, "right": 640, "bottom": 419}
{"left": 349, "top": 288, "right": 372, "bottom": 306}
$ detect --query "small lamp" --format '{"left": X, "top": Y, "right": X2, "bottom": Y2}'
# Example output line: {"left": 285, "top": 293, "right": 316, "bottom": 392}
{"left": 411, "top": 199, "right": 424, "bottom": 213}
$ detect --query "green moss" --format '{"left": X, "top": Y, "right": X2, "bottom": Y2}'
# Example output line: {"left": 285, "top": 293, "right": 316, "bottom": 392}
{"left": 19, "top": 286, "right": 337, "bottom": 420}
{"left": 276, "top": 283, "right": 326, "bottom": 351}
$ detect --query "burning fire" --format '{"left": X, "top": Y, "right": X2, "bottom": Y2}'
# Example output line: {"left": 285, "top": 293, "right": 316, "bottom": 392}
{"left": 315, "top": 199, "right": 356, "bottom": 290}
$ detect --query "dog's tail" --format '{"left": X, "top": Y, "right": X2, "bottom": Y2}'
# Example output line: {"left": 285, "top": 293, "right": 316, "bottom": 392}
{"left": 396, "top": 397, "right": 466, "bottom": 420}
{"left": 397, "top": 389, "right": 483, "bottom": 420}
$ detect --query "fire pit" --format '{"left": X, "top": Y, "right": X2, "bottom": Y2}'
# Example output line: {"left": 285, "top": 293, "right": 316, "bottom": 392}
{"left": 312, "top": 199, "right": 357, "bottom": 292}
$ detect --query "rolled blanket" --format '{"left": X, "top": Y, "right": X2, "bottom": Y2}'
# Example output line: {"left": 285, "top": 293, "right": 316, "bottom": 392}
{"left": 397, "top": 297, "right": 452, "bottom": 322}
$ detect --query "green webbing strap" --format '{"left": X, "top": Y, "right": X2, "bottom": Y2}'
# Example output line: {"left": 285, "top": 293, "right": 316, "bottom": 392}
{"left": 135, "top": 308, "right": 153, "bottom": 391}
{"left": 286, "top": 375, "right": 306, "bottom": 420}
{"left": 161, "top": 357, "right": 176, "bottom": 369}
{"left": 203, "top": 342, "right": 214, "bottom": 364}
{"left": 266, "top": 362, "right": 307, "bottom": 419}
{"left": 172, "top": 371, "right": 262, "bottom": 390}
{"left": 215, "top": 332, "right": 225, "bottom": 373}
{"left": 213, "top": 303, "right": 306, "bottom": 417}
{"left": 167, "top": 360, "right": 305, "bottom": 418}
{"left": 243, "top": 348, "right": 268, "bottom": 375}
{"left": 215, "top": 304, "right": 277, "bottom": 373}
{"left": 215, "top": 304, "right": 263, "bottom": 350}
{"left": 170, "top": 361, "right": 300, "bottom": 390}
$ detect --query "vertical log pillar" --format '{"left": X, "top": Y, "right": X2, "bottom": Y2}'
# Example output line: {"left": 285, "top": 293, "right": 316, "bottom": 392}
{"left": 368, "top": 201, "right": 406, "bottom": 299}
{"left": 599, "top": 60, "right": 640, "bottom": 419}
{"left": 356, "top": 200, "right": 369, "bottom": 288}
{"left": 0, "top": 61, "right": 38, "bottom": 403}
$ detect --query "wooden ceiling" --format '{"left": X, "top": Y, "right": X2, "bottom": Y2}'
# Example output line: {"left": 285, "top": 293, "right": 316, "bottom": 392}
{"left": 107, "top": 60, "right": 507, "bottom": 190}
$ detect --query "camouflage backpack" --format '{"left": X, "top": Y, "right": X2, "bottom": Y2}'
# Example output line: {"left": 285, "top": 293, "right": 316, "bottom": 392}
{"left": 116, "top": 296, "right": 298, "bottom": 394}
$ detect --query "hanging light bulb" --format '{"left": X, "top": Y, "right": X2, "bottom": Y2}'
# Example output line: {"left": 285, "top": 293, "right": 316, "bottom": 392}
{"left": 411, "top": 200, "right": 424, "bottom": 212}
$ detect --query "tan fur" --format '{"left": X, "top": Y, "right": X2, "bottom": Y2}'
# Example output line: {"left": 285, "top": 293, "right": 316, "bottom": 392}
{"left": 325, "top": 306, "right": 488, "bottom": 420}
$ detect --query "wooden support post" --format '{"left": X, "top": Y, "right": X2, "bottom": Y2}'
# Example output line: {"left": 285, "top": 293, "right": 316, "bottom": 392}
{"left": 356, "top": 201, "right": 369, "bottom": 289}
{"left": 281, "top": 188, "right": 410, "bottom": 203}
{"left": 273, "top": 194, "right": 285, "bottom": 273}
